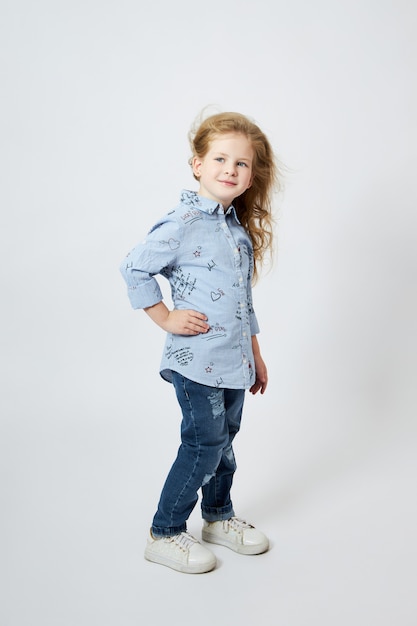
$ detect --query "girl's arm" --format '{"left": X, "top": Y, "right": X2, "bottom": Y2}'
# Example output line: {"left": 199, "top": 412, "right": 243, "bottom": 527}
{"left": 250, "top": 335, "right": 268, "bottom": 395}
{"left": 144, "top": 301, "right": 210, "bottom": 336}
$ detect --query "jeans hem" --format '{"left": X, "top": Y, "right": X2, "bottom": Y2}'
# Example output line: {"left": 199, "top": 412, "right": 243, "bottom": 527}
{"left": 151, "top": 523, "right": 187, "bottom": 538}
{"left": 201, "top": 505, "right": 235, "bottom": 522}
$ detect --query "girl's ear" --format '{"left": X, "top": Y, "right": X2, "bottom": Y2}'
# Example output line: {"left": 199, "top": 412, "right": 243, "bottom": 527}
{"left": 192, "top": 156, "right": 202, "bottom": 178}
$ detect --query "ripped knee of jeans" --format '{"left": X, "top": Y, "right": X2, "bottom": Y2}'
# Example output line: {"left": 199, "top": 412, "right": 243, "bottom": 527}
{"left": 201, "top": 472, "right": 215, "bottom": 486}
{"left": 207, "top": 389, "right": 225, "bottom": 420}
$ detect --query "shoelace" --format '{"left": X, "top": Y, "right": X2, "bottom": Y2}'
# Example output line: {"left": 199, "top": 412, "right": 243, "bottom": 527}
{"left": 226, "top": 517, "right": 254, "bottom": 532}
{"left": 170, "top": 531, "right": 198, "bottom": 551}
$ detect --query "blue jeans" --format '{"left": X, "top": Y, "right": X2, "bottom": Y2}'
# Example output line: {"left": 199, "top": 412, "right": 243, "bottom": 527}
{"left": 151, "top": 372, "right": 245, "bottom": 537}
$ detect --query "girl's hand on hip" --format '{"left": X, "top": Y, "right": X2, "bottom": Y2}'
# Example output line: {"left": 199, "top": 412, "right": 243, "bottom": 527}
{"left": 163, "top": 309, "right": 210, "bottom": 335}
{"left": 145, "top": 301, "right": 209, "bottom": 335}
{"left": 164, "top": 309, "right": 210, "bottom": 335}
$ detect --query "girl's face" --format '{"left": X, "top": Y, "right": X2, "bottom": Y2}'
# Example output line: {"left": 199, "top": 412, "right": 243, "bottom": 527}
{"left": 192, "top": 133, "right": 254, "bottom": 209}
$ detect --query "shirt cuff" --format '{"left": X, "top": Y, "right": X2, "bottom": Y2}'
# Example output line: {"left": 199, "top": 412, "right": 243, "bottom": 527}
{"left": 250, "top": 314, "right": 260, "bottom": 335}
{"left": 127, "top": 278, "right": 163, "bottom": 310}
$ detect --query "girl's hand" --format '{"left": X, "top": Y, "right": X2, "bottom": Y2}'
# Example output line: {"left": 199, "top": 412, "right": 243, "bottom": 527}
{"left": 163, "top": 309, "right": 210, "bottom": 335}
{"left": 144, "top": 301, "right": 209, "bottom": 335}
{"left": 250, "top": 336, "right": 268, "bottom": 395}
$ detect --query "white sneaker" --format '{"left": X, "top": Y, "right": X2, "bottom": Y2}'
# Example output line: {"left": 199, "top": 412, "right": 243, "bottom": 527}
{"left": 144, "top": 530, "right": 216, "bottom": 574}
{"left": 202, "top": 517, "right": 269, "bottom": 555}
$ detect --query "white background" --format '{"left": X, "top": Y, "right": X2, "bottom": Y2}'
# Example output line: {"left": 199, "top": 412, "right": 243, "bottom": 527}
{"left": 1, "top": 1, "right": 416, "bottom": 624}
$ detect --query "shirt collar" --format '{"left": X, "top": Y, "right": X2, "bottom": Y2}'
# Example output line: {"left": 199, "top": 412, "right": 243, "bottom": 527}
{"left": 180, "top": 189, "right": 241, "bottom": 224}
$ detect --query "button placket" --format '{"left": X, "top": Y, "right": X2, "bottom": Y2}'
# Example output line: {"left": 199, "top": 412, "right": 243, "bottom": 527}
{"left": 221, "top": 216, "right": 252, "bottom": 387}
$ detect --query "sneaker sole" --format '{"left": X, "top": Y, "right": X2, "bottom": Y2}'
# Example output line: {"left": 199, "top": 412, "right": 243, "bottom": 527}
{"left": 144, "top": 548, "right": 216, "bottom": 574}
{"left": 202, "top": 530, "right": 269, "bottom": 555}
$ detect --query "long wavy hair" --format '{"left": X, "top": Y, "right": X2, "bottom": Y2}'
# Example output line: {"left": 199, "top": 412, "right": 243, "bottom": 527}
{"left": 188, "top": 111, "right": 280, "bottom": 281}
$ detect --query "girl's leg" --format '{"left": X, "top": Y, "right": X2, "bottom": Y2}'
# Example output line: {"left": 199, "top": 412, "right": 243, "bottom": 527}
{"left": 201, "top": 388, "right": 245, "bottom": 522}
{"left": 151, "top": 373, "right": 234, "bottom": 537}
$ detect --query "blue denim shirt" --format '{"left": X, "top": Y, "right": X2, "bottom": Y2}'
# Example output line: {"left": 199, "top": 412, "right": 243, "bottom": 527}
{"left": 120, "top": 190, "right": 260, "bottom": 389}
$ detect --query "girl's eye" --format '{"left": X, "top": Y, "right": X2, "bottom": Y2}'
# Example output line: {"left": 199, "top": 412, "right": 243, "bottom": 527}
{"left": 215, "top": 157, "right": 224, "bottom": 162}
{"left": 237, "top": 161, "right": 248, "bottom": 167}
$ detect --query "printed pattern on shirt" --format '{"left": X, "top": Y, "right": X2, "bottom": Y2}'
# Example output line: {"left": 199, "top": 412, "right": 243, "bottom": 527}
{"left": 119, "top": 190, "right": 260, "bottom": 389}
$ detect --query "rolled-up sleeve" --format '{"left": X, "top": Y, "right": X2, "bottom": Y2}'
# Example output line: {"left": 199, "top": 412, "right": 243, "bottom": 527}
{"left": 119, "top": 214, "right": 181, "bottom": 310}
{"left": 250, "top": 310, "right": 260, "bottom": 335}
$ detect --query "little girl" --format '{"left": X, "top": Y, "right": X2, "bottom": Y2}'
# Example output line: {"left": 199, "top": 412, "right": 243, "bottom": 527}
{"left": 120, "top": 111, "right": 279, "bottom": 574}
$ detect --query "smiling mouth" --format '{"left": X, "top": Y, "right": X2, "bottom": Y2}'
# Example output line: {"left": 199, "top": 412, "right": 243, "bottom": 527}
{"left": 219, "top": 180, "right": 237, "bottom": 186}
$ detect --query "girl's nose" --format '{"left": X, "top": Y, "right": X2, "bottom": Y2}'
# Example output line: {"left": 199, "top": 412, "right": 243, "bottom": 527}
{"left": 225, "top": 162, "right": 237, "bottom": 176}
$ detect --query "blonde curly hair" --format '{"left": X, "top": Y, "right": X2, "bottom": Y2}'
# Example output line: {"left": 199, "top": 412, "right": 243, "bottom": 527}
{"left": 188, "top": 111, "right": 281, "bottom": 281}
